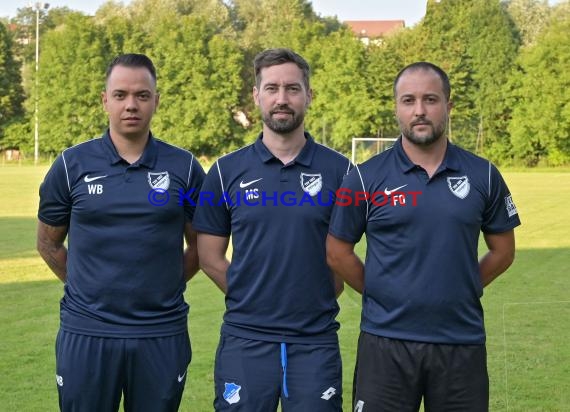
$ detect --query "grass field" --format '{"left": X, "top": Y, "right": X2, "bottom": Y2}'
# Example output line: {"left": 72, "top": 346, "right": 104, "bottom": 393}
{"left": 0, "top": 165, "right": 568, "bottom": 411}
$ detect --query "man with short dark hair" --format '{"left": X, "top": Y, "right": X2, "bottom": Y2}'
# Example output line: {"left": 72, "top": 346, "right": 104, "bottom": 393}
{"left": 37, "top": 53, "right": 205, "bottom": 411}
{"left": 193, "top": 48, "right": 350, "bottom": 411}
{"left": 327, "top": 61, "right": 521, "bottom": 411}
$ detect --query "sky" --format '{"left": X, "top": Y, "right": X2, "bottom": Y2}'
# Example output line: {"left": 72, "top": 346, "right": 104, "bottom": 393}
{"left": 1, "top": 0, "right": 563, "bottom": 27}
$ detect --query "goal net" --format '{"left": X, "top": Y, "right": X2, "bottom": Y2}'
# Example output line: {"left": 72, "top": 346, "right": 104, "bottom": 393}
{"left": 351, "top": 137, "right": 398, "bottom": 164}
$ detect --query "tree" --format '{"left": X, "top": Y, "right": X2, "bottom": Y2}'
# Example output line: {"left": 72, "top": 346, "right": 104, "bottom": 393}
{"left": 2, "top": 0, "right": 567, "bottom": 166}
{"left": 92, "top": 1, "right": 136, "bottom": 57}
{"left": 9, "top": 5, "right": 52, "bottom": 65}
{"left": 37, "top": 14, "right": 111, "bottom": 154}
{"left": 230, "top": 0, "right": 318, "bottom": 49}
{"left": 418, "top": 0, "right": 478, "bottom": 150}
{"left": 466, "top": 0, "right": 519, "bottom": 161}
{"left": 228, "top": 0, "right": 333, "bottom": 138}
{"left": 98, "top": 0, "right": 246, "bottom": 156}
{"left": 365, "top": 27, "right": 427, "bottom": 141}
{"left": 508, "top": 4, "right": 570, "bottom": 165}
{"left": 416, "top": 0, "right": 519, "bottom": 161}
{"left": 505, "top": 0, "right": 551, "bottom": 46}
{"left": 0, "top": 22, "right": 25, "bottom": 147}
{"left": 5, "top": 7, "right": 87, "bottom": 154}
{"left": 307, "top": 30, "right": 374, "bottom": 151}
{"left": 146, "top": 14, "right": 244, "bottom": 155}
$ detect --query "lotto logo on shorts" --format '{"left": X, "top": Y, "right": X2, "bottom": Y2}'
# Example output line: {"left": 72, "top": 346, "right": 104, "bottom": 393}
{"left": 354, "top": 400, "right": 364, "bottom": 412}
{"left": 56, "top": 374, "right": 63, "bottom": 387}
{"left": 321, "top": 386, "right": 337, "bottom": 400}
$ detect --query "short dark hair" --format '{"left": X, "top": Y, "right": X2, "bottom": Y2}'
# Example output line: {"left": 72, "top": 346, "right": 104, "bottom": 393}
{"left": 393, "top": 61, "right": 451, "bottom": 101}
{"left": 253, "top": 48, "right": 310, "bottom": 90}
{"left": 105, "top": 53, "right": 157, "bottom": 86}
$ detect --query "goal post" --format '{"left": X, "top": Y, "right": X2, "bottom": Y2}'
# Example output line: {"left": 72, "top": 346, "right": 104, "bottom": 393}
{"left": 351, "top": 137, "right": 398, "bottom": 164}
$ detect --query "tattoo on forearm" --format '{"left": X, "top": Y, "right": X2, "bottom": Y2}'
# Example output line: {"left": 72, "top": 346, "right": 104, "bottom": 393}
{"left": 37, "top": 223, "right": 68, "bottom": 282}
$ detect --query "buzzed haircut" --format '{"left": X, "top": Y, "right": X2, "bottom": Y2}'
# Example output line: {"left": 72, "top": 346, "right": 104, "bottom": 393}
{"left": 105, "top": 53, "right": 157, "bottom": 86}
{"left": 253, "top": 48, "right": 311, "bottom": 90}
{"left": 393, "top": 61, "right": 451, "bottom": 101}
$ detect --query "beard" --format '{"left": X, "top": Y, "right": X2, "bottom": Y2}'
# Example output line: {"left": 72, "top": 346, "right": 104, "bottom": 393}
{"left": 262, "top": 105, "right": 305, "bottom": 134}
{"left": 400, "top": 116, "right": 448, "bottom": 146}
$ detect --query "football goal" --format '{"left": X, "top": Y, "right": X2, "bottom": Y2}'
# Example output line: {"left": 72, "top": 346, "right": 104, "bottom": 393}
{"left": 351, "top": 137, "right": 398, "bottom": 165}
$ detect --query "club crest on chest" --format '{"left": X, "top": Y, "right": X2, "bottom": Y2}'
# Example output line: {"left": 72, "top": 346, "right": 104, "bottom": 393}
{"left": 148, "top": 171, "right": 170, "bottom": 191}
{"left": 447, "top": 176, "right": 470, "bottom": 199}
{"left": 300, "top": 173, "right": 322, "bottom": 196}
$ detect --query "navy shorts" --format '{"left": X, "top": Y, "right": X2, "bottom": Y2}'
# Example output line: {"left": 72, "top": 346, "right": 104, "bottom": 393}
{"left": 55, "top": 329, "right": 191, "bottom": 412}
{"left": 353, "top": 331, "right": 489, "bottom": 412}
{"left": 213, "top": 334, "right": 342, "bottom": 411}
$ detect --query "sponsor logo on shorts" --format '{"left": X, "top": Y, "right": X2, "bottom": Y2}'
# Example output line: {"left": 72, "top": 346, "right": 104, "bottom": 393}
{"left": 177, "top": 371, "right": 187, "bottom": 383}
{"left": 56, "top": 374, "right": 63, "bottom": 387}
{"left": 321, "top": 386, "right": 337, "bottom": 400}
{"left": 223, "top": 382, "right": 241, "bottom": 404}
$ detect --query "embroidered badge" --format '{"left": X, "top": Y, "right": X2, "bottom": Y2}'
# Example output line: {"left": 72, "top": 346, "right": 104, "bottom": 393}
{"left": 447, "top": 176, "right": 470, "bottom": 199}
{"left": 300, "top": 173, "right": 323, "bottom": 196}
{"left": 148, "top": 171, "right": 170, "bottom": 190}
